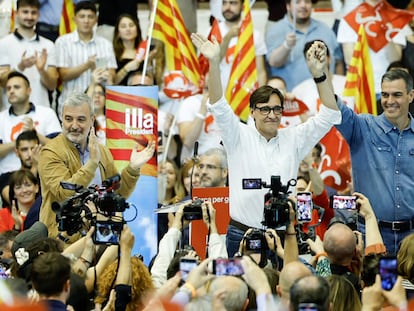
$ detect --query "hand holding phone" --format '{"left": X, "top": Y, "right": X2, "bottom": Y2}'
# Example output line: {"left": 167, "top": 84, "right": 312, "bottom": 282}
{"left": 331, "top": 195, "right": 357, "bottom": 210}
{"left": 213, "top": 258, "right": 244, "bottom": 276}
{"left": 296, "top": 192, "right": 313, "bottom": 222}
{"left": 379, "top": 256, "right": 398, "bottom": 290}
{"left": 180, "top": 258, "right": 198, "bottom": 282}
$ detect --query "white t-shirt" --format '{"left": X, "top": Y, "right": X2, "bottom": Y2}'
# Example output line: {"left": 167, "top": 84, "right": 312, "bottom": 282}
{"left": 0, "top": 104, "right": 61, "bottom": 174}
{"left": 0, "top": 31, "right": 57, "bottom": 109}
{"left": 284, "top": 75, "right": 349, "bottom": 127}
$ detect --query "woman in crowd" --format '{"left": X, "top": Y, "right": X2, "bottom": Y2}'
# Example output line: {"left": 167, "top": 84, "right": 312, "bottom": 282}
{"left": 397, "top": 233, "right": 414, "bottom": 300}
{"left": 92, "top": 83, "right": 107, "bottom": 145}
{"left": 327, "top": 274, "right": 362, "bottom": 311}
{"left": 0, "top": 170, "right": 40, "bottom": 232}
{"left": 113, "top": 14, "right": 143, "bottom": 85}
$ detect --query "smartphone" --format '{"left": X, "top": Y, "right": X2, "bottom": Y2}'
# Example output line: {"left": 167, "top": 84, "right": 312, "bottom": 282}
{"left": 331, "top": 195, "right": 357, "bottom": 210}
{"left": 212, "top": 258, "right": 244, "bottom": 276}
{"left": 93, "top": 220, "right": 123, "bottom": 245}
{"left": 296, "top": 192, "right": 313, "bottom": 222}
{"left": 95, "top": 57, "right": 108, "bottom": 69}
{"left": 242, "top": 178, "right": 262, "bottom": 189}
{"left": 179, "top": 258, "right": 198, "bottom": 282}
{"left": 379, "top": 256, "right": 398, "bottom": 290}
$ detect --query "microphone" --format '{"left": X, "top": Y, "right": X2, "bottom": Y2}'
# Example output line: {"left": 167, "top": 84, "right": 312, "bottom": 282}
{"left": 193, "top": 141, "right": 199, "bottom": 159}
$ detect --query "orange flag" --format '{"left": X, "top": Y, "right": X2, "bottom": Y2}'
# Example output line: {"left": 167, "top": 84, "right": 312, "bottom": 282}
{"left": 225, "top": 0, "right": 258, "bottom": 122}
{"left": 343, "top": 25, "right": 376, "bottom": 115}
{"left": 59, "top": 0, "right": 76, "bottom": 36}
{"left": 152, "top": 0, "right": 201, "bottom": 93}
{"left": 344, "top": 1, "right": 414, "bottom": 52}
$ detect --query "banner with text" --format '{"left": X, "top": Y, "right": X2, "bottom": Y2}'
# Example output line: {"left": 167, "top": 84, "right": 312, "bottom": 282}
{"left": 106, "top": 85, "right": 158, "bottom": 266}
{"left": 190, "top": 187, "right": 229, "bottom": 259}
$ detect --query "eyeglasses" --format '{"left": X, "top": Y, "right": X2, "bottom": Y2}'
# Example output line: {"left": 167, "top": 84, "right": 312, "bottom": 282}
{"left": 254, "top": 105, "right": 283, "bottom": 116}
{"left": 198, "top": 164, "right": 222, "bottom": 170}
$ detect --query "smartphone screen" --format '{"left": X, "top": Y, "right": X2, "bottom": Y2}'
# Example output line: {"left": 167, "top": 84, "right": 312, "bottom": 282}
{"left": 298, "top": 303, "right": 319, "bottom": 311}
{"left": 242, "top": 178, "right": 262, "bottom": 189}
{"left": 379, "top": 256, "right": 398, "bottom": 290}
{"left": 213, "top": 258, "right": 244, "bottom": 276}
{"left": 331, "top": 195, "right": 357, "bottom": 210}
{"left": 179, "top": 258, "right": 198, "bottom": 282}
{"left": 93, "top": 221, "right": 123, "bottom": 245}
{"left": 296, "top": 192, "right": 313, "bottom": 222}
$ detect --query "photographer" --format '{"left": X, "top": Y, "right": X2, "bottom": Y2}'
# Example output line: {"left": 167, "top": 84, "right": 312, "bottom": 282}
{"left": 191, "top": 33, "right": 341, "bottom": 256}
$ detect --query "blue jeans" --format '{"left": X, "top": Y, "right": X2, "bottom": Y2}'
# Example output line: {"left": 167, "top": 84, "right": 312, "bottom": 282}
{"left": 226, "top": 225, "right": 246, "bottom": 257}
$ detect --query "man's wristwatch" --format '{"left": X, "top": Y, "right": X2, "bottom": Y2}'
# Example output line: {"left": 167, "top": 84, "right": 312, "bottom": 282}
{"left": 313, "top": 73, "right": 327, "bottom": 83}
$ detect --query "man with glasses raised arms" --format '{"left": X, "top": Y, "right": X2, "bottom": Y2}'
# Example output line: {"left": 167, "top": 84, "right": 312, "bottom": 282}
{"left": 191, "top": 33, "right": 342, "bottom": 256}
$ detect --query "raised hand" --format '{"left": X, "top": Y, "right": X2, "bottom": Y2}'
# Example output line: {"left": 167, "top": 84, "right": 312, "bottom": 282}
{"left": 129, "top": 140, "right": 155, "bottom": 170}
{"left": 191, "top": 33, "right": 221, "bottom": 63}
{"left": 88, "top": 127, "right": 101, "bottom": 165}
{"left": 35, "top": 49, "right": 48, "bottom": 72}
{"left": 305, "top": 41, "right": 328, "bottom": 77}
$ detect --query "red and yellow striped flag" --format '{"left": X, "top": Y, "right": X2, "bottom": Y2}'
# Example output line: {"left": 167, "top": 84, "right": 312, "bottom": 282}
{"left": 59, "top": 0, "right": 76, "bottom": 36}
{"left": 152, "top": 0, "right": 201, "bottom": 92}
{"left": 342, "top": 25, "right": 376, "bottom": 115}
{"left": 225, "top": 0, "right": 258, "bottom": 122}
{"left": 9, "top": 0, "right": 15, "bottom": 32}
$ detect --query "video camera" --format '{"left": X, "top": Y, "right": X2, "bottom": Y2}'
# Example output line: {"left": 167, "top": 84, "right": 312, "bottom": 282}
{"left": 244, "top": 228, "right": 269, "bottom": 252}
{"left": 243, "top": 176, "right": 296, "bottom": 228}
{"left": 52, "top": 175, "right": 128, "bottom": 235}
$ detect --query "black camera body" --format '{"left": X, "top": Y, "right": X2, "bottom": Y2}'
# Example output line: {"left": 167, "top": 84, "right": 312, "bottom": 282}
{"left": 52, "top": 175, "right": 128, "bottom": 235}
{"left": 183, "top": 199, "right": 204, "bottom": 221}
{"left": 244, "top": 229, "right": 268, "bottom": 252}
{"left": 262, "top": 176, "right": 296, "bottom": 228}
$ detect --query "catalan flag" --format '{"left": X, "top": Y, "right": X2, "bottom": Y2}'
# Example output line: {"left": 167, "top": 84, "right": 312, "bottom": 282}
{"left": 343, "top": 25, "right": 376, "bottom": 115}
{"left": 225, "top": 0, "right": 258, "bottom": 122}
{"left": 59, "top": 0, "right": 76, "bottom": 36}
{"left": 9, "top": 0, "right": 15, "bottom": 33}
{"left": 199, "top": 18, "right": 222, "bottom": 83}
{"left": 152, "top": 0, "right": 201, "bottom": 91}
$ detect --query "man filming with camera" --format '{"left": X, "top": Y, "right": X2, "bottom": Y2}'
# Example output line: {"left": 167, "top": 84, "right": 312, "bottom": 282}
{"left": 38, "top": 92, "right": 155, "bottom": 242}
{"left": 191, "top": 33, "right": 341, "bottom": 256}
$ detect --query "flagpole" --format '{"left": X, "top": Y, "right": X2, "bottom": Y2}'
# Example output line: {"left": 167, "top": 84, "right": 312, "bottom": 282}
{"left": 141, "top": 0, "right": 158, "bottom": 85}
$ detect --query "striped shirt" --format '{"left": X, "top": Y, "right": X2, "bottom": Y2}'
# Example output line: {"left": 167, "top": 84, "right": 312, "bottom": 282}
{"left": 55, "top": 30, "right": 117, "bottom": 117}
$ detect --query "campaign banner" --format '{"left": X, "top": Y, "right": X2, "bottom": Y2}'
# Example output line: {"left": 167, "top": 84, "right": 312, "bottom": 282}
{"left": 190, "top": 187, "right": 229, "bottom": 259}
{"left": 106, "top": 85, "right": 158, "bottom": 266}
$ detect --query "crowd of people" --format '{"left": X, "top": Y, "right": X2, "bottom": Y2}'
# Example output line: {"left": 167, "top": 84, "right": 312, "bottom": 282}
{"left": 0, "top": 0, "right": 414, "bottom": 310}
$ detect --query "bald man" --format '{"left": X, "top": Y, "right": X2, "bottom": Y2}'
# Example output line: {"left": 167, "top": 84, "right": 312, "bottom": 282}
{"left": 323, "top": 223, "right": 361, "bottom": 293}
{"left": 209, "top": 276, "right": 249, "bottom": 311}
{"left": 276, "top": 261, "right": 312, "bottom": 309}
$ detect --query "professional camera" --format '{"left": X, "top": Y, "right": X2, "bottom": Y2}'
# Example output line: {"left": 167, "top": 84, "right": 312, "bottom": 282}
{"left": 262, "top": 176, "right": 296, "bottom": 228}
{"left": 52, "top": 175, "right": 129, "bottom": 235}
{"left": 183, "top": 199, "right": 204, "bottom": 221}
{"left": 243, "top": 176, "right": 296, "bottom": 228}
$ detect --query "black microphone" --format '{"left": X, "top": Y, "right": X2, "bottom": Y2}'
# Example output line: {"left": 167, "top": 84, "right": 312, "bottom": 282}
{"left": 193, "top": 141, "right": 199, "bottom": 159}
